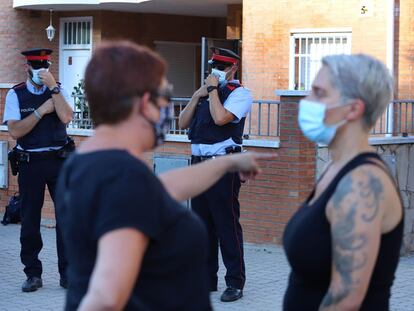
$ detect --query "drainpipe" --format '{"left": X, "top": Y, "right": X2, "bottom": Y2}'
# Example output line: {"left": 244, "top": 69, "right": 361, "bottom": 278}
{"left": 386, "top": 0, "right": 395, "bottom": 136}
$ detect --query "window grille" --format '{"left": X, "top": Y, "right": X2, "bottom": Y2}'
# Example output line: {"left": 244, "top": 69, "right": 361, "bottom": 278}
{"left": 62, "top": 19, "right": 92, "bottom": 47}
{"left": 291, "top": 32, "right": 352, "bottom": 90}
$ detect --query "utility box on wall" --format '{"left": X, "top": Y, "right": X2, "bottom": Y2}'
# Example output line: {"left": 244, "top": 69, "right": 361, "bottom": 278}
{"left": 153, "top": 155, "right": 191, "bottom": 208}
{"left": 0, "top": 141, "right": 8, "bottom": 189}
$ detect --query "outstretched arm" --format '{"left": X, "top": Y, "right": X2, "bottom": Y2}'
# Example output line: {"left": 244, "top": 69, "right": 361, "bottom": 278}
{"left": 159, "top": 152, "right": 273, "bottom": 202}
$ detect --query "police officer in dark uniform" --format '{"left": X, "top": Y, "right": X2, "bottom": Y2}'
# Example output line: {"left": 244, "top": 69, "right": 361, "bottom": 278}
{"left": 3, "top": 48, "right": 74, "bottom": 292}
{"left": 178, "top": 47, "right": 253, "bottom": 302}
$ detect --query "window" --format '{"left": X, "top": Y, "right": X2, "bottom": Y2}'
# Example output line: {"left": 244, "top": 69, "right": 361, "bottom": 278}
{"left": 155, "top": 41, "right": 198, "bottom": 97}
{"left": 61, "top": 17, "right": 92, "bottom": 49}
{"left": 290, "top": 31, "right": 352, "bottom": 90}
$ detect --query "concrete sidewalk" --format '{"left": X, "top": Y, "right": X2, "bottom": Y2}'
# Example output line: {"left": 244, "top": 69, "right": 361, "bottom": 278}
{"left": 0, "top": 223, "right": 413, "bottom": 311}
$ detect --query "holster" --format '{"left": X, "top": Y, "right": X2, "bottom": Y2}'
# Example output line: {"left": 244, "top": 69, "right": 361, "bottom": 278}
{"left": 8, "top": 148, "right": 20, "bottom": 176}
{"left": 56, "top": 137, "right": 76, "bottom": 159}
{"left": 225, "top": 146, "right": 242, "bottom": 154}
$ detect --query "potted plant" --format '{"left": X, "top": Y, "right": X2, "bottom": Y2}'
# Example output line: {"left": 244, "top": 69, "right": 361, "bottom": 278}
{"left": 71, "top": 79, "right": 92, "bottom": 129}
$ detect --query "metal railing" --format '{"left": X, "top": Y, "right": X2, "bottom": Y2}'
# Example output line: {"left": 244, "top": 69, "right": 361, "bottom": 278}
{"left": 371, "top": 101, "right": 414, "bottom": 136}
{"left": 170, "top": 97, "right": 191, "bottom": 135}
{"left": 395, "top": 100, "right": 414, "bottom": 135}
{"left": 69, "top": 94, "right": 413, "bottom": 139}
{"left": 169, "top": 98, "right": 281, "bottom": 139}
{"left": 244, "top": 100, "right": 281, "bottom": 140}
{"left": 69, "top": 94, "right": 93, "bottom": 129}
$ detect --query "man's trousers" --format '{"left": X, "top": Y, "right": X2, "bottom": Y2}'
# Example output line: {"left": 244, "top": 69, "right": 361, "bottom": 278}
{"left": 191, "top": 162, "right": 245, "bottom": 290}
{"left": 18, "top": 157, "right": 67, "bottom": 278}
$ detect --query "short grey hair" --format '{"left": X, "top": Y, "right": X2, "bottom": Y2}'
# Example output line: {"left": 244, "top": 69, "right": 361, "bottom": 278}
{"left": 321, "top": 54, "right": 394, "bottom": 129}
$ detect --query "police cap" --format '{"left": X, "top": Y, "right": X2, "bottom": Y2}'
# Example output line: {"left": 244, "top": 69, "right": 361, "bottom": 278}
{"left": 21, "top": 48, "right": 52, "bottom": 68}
{"left": 208, "top": 47, "right": 240, "bottom": 68}
{"left": 21, "top": 48, "right": 52, "bottom": 61}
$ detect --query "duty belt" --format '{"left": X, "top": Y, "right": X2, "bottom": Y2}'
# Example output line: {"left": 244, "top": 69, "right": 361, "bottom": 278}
{"left": 191, "top": 146, "right": 242, "bottom": 164}
{"left": 16, "top": 150, "right": 59, "bottom": 162}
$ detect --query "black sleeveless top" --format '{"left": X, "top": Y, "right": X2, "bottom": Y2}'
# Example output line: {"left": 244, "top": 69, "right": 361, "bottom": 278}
{"left": 283, "top": 152, "right": 404, "bottom": 311}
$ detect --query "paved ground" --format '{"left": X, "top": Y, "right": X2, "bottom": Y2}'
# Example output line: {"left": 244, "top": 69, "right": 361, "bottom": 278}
{"left": 0, "top": 223, "right": 413, "bottom": 311}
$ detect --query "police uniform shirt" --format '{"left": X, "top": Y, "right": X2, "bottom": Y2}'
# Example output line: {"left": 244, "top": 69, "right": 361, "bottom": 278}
{"left": 191, "top": 79, "right": 253, "bottom": 156}
{"left": 3, "top": 79, "right": 73, "bottom": 151}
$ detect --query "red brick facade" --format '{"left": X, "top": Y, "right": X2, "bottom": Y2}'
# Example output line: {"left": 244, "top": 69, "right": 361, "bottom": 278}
{"left": 0, "top": 0, "right": 412, "bottom": 244}
{"left": 242, "top": 0, "right": 392, "bottom": 100}
{"left": 396, "top": 0, "right": 414, "bottom": 99}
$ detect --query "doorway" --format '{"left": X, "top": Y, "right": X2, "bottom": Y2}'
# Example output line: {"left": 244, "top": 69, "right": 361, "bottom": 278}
{"left": 59, "top": 17, "right": 93, "bottom": 99}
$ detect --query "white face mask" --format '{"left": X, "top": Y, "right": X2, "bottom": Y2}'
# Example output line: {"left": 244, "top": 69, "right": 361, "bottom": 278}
{"left": 211, "top": 68, "right": 227, "bottom": 83}
{"left": 30, "top": 68, "right": 48, "bottom": 86}
{"left": 298, "top": 99, "right": 348, "bottom": 145}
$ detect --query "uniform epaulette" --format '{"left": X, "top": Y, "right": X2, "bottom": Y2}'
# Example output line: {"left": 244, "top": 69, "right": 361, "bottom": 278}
{"left": 226, "top": 82, "right": 241, "bottom": 91}
{"left": 12, "top": 82, "right": 26, "bottom": 90}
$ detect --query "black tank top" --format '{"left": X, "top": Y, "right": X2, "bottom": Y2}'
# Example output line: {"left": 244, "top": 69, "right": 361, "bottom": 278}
{"left": 283, "top": 152, "right": 404, "bottom": 311}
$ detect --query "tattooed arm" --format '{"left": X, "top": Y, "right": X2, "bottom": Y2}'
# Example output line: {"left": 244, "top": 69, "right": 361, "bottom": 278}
{"left": 320, "top": 168, "right": 385, "bottom": 311}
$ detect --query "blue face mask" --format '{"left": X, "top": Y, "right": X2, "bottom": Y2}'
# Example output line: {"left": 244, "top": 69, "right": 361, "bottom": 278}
{"left": 30, "top": 68, "right": 48, "bottom": 86}
{"left": 298, "top": 99, "right": 347, "bottom": 145}
{"left": 211, "top": 68, "right": 227, "bottom": 83}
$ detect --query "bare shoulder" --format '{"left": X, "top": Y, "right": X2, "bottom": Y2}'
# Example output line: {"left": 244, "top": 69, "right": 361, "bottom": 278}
{"left": 327, "top": 163, "right": 402, "bottom": 233}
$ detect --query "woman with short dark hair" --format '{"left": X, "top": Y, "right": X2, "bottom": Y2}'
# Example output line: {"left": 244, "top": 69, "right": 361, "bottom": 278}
{"left": 56, "top": 41, "right": 268, "bottom": 311}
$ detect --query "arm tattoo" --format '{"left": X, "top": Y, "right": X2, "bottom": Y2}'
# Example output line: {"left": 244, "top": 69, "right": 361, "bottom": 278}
{"left": 359, "top": 173, "right": 383, "bottom": 222}
{"left": 320, "top": 171, "right": 384, "bottom": 309}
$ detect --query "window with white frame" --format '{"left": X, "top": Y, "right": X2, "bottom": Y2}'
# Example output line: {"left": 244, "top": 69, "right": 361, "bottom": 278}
{"left": 62, "top": 18, "right": 92, "bottom": 49}
{"left": 290, "top": 31, "right": 352, "bottom": 90}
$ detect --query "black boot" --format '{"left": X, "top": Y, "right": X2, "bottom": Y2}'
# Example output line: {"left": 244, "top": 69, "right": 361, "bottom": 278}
{"left": 220, "top": 286, "right": 243, "bottom": 302}
{"left": 22, "top": 276, "right": 43, "bottom": 292}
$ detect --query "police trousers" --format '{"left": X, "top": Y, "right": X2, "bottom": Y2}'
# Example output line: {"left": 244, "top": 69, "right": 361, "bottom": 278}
{"left": 191, "top": 157, "right": 246, "bottom": 290}
{"left": 18, "top": 156, "right": 67, "bottom": 278}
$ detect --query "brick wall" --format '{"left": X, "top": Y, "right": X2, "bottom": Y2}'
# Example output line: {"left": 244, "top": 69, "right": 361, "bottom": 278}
{"left": 1, "top": 0, "right": 411, "bottom": 245}
{"left": 0, "top": 4, "right": 229, "bottom": 234}
{"left": 0, "top": 2, "right": 312, "bottom": 244}
{"left": 0, "top": 85, "right": 309, "bottom": 244}
{"left": 242, "top": 0, "right": 389, "bottom": 100}
{"left": 5, "top": 1, "right": 410, "bottom": 100}
{"left": 227, "top": 4, "right": 242, "bottom": 40}
{"left": 396, "top": 0, "right": 414, "bottom": 99}
{"left": 0, "top": 125, "right": 89, "bottom": 220}
{"left": 0, "top": 4, "right": 225, "bottom": 85}
{"left": 0, "top": 2, "right": 60, "bottom": 84}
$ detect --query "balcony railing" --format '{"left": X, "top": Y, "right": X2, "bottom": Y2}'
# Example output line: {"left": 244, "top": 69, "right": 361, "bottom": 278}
{"left": 170, "top": 98, "right": 281, "bottom": 140}
{"left": 69, "top": 94, "right": 93, "bottom": 129}
{"left": 69, "top": 94, "right": 414, "bottom": 139}
{"left": 70, "top": 95, "right": 281, "bottom": 140}
{"left": 370, "top": 101, "right": 414, "bottom": 136}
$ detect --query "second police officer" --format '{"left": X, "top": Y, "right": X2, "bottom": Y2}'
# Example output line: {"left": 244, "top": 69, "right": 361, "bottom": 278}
{"left": 3, "top": 48, "right": 74, "bottom": 292}
{"left": 179, "top": 47, "right": 253, "bottom": 302}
